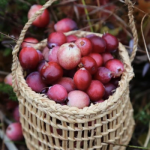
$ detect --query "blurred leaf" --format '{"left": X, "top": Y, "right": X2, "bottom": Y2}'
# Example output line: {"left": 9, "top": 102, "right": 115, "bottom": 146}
{"left": 100, "top": 26, "right": 121, "bottom": 36}
{"left": 138, "top": 133, "right": 147, "bottom": 145}
{"left": 0, "top": 34, "right": 4, "bottom": 41}
{"left": 138, "top": 110, "right": 150, "bottom": 125}
{"left": 148, "top": 141, "right": 150, "bottom": 148}
{"left": 0, "top": 83, "right": 18, "bottom": 101}
{"left": 3, "top": 48, "right": 12, "bottom": 56}
{"left": 0, "top": 0, "right": 8, "bottom": 8}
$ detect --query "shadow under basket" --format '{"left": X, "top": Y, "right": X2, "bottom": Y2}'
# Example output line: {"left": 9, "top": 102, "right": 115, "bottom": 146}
{"left": 12, "top": 30, "right": 136, "bottom": 150}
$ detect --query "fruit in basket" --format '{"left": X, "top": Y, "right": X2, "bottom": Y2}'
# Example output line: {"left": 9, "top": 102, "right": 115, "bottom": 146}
{"left": 111, "top": 77, "right": 121, "bottom": 86}
{"left": 94, "top": 99, "right": 104, "bottom": 104}
{"left": 73, "top": 68, "right": 91, "bottom": 91}
{"left": 66, "top": 35, "right": 78, "bottom": 43}
{"left": 102, "top": 52, "right": 114, "bottom": 64}
{"left": 21, "top": 37, "right": 39, "bottom": 48}
{"left": 37, "top": 60, "right": 47, "bottom": 72}
{"left": 75, "top": 38, "right": 92, "bottom": 56}
{"left": 47, "top": 32, "right": 67, "bottom": 49}
{"left": 94, "top": 67, "right": 112, "bottom": 84}
{"left": 63, "top": 68, "right": 77, "bottom": 78}
{"left": 55, "top": 77, "right": 76, "bottom": 93}
{"left": 79, "top": 56, "right": 98, "bottom": 74}
{"left": 6, "top": 123, "right": 23, "bottom": 141}
{"left": 28, "top": 5, "right": 50, "bottom": 28}
{"left": 48, "top": 46, "right": 59, "bottom": 63}
{"left": 36, "top": 50, "right": 44, "bottom": 62}
{"left": 19, "top": 47, "right": 39, "bottom": 70}
{"left": 57, "top": 43, "right": 81, "bottom": 70}
{"left": 86, "top": 80, "right": 105, "bottom": 102}
{"left": 103, "top": 83, "right": 116, "bottom": 99}
{"left": 105, "top": 59, "right": 124, "bottom": 77}
{"left": 26, "top": 72, "right": 46, "bottom": 93}
{"left": 102, "top": 33, "right": 119, "bottom": 52}
{"left": 47, "top": 84, "right": 68, "bottom": 103}
{"left": 54, "top": 18, "right": 78, "bottom": 32}
{"left": 89, "top": 53, "right": 103, "bottom": 67}
{"left": 88, "top": 36, "right": 106, "bottom": 53}
{"left": 18, "top": 29, "right": 124, "bottom": 107}
{"left": 67, "top": 90, "right": 90, "bottom": 109}
{"left": 42, "top": 47, "right": 50, "bottom": 61}
{"left": 40, "top": 62, "right": 63, "bottom": 84}
{"left": 85, "top": 34, "right": 96, "bottom": 39}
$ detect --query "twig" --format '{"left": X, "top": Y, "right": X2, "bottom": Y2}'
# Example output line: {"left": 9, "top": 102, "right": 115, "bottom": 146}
{"left": 73, "top": 5, "right": 80, "bottom": 21}
{"left": 0, "top": 31, "right": 38, "bottom": 45}
{"left": 0, "top": 32, "right": 17, "bottom": 42}
{"left": 134, "top": 6, "right": 150, "bottom": 18}
{"left": 80, "top": 1, "right": 118, "bottom": 16}
{"left": 124, "top": 45, "right": 149, "bottom": 54}
{"left": 0, "top": 130, "right": 18, "bottom": 150}
{"left": 0, "top": 15, "right": 23, "bottom": 28}
{"left": 81, "top": 4, "right": 129, "bottom": 32}
{"left": 79, "top": 13, "right": 113, "bottom": 31}
{"left": 81, "top": 0, "right": 93, "bottom": 32}
{"left": 75, "top": 2, "right": 115, "bottom": 10}
{"left": 16, "top": 0, "right": 31, "bottom": 6}
{"left": 0, "top": 114, "right": 5, "bottom": 150}
{"left": 144, "top": 122, "right": 150, "bottom": 147}
{"left": 103, "top": 142, "right": 150, "bottom": 150}
{"left": 53, "top": 0, "right": 77, "bottom": 7}
{"left": 0, "top": 111, "right": 12, "bottom": 125}
{"left": 0, "top": 71, "right": 10, "bottom": 76}
{"left": 49, "top": 7, "right": 58, "bottom": 22}
{"left": 120, "top": 0, "right": 150, "bottom": 17}
{"left": 141, "top": 14, "right": 150, "bottom": 63}
{"left": 96, "top": 0, "right": 101, "bottom": 28}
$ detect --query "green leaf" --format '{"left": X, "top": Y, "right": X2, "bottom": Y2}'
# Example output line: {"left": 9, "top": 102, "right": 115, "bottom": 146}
{"left": 0, "top": 83, "right": 18, "bottom": 101}
{"left": 148, "top": 141, "right": 150, "bottom": 149}
{"left": 0, "top": 34, "right": 4, "bottom": 41}
{"left": 3, "top": 48, "right": 12, "bottom": 56}
{"left": 100, "top": 26, "right": 122, "bottom": 36}
{"left": 0, "top": 0, "right": 8, "bottom": 8}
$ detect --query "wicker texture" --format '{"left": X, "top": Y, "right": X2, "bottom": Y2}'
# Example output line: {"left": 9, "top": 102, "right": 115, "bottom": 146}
{"left": 11, "top": 0, "right": 138, "bottom": 150}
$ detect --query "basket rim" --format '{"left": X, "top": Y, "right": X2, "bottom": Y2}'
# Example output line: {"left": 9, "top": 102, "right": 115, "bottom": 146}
{"left": 13, "top": 31, "right": 134, "bottom": 115}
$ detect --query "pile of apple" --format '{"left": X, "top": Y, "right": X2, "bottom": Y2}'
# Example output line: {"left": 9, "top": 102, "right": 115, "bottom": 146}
{"left": 19, "top": 19, "right": 124, "bottom": 109}
{"left": 17, "top": 4, "right": 123, "bottom": 110}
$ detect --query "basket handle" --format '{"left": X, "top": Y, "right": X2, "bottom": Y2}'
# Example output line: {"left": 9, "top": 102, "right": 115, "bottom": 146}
{"left": 11, "top": 0, "right": 138, "bottom": 92}
{"left": 124, "top": 0, "right": 138, "bottom": 62}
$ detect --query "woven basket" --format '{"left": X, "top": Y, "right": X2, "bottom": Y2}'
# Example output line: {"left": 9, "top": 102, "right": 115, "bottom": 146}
{"left": 11, "top": 0, "right": 138, "bottom": 150}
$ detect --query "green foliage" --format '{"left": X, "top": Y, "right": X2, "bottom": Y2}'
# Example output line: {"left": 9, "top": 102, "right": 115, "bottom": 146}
{"left": 137, "top": 110, "right": 150, "bottom": 125}
{"left": 3, "top": 48, "right": 12, "bottom": 56}
{"left": 0, "top": 0, "right": 8, "bottom": 8}
{"left": 0, "top": 83, "right": 18, "bottom": 101}
{"left": 0, "top": 34, "right": 4, "bottom": 41}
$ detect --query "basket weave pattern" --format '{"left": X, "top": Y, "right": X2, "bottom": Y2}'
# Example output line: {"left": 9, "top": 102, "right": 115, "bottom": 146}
{"left": 11, "top": 0, "right": 138, "bottom": 150}
{"left": 18, "top": 87, "right": 134, "bottom": 150}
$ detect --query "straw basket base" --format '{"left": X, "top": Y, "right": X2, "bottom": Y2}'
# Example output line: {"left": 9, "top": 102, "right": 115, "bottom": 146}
{"left": 19, "top": 87, "right": 135, "bottom": 150}
{"left": 23, "top": 110, "right": 134, "bottom": 150}
{"left": 24, "top": 114, "right": 134, "bottom": 150}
